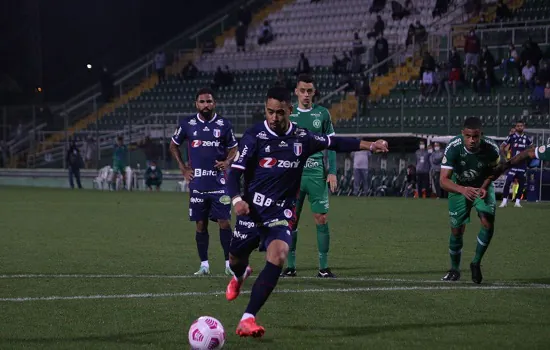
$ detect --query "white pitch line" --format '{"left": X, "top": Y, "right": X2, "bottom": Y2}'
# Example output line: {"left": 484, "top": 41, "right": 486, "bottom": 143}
{"left": 1, "top": 285, "right": 549, "bottom": 303}
{"left": 1, "top": 274, "right": 548, "bottom": 288}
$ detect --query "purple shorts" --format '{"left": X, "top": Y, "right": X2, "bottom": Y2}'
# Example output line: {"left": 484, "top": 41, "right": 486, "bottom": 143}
{"left": 189, "top": 190, "right": 231, "bottom": 222}
{"left": 230, "top": 215, "right": 292, "bottom": 256}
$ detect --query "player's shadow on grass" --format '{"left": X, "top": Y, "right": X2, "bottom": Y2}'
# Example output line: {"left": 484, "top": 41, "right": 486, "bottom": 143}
{"left": 289, "top": 320, "right": 511, "bottom": 337}
{"left": 0, "top": 329, "right": 175, "bottom": 346}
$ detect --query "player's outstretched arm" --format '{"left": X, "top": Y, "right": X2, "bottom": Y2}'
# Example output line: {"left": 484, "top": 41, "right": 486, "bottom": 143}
{"left": 440, "top": 168, "right": 480, "bottom": 201}
{"left": 487, "top": 147, "right": 537, "bottom": 186}
{"left": 328, "top": 137, "right": 389, "bottom": 153}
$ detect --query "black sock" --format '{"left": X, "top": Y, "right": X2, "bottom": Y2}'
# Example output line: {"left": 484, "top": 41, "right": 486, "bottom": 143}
{"left": 195, "top": 231, "right": 209, "bottom": 262}
{"left": 244, "top": 262, "right": 282, "bottom": 316}
{"left": 219, "top": 228, "right": 231, "bottom": 261}
{"left": 230, "top": 256, "right": 248, "bottom": 279}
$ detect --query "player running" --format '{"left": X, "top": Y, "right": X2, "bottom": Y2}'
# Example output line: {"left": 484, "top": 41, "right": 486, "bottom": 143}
{"left": 440, "top": 117, "right": 500, "bottom": 284}
{"left": 225, "top": 86, "right": 389, "bottom": 337}
{"left": 282, "top": 74, "right": 338, "bottom": 278}
{"left": 498, "top": 120, "right": 532, "bottom": 208}
{"left": 170, "top": 88, "right": 238, "bottom": 276}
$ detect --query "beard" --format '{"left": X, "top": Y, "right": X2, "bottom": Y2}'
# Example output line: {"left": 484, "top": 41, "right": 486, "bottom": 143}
{"left": 200, "top": 108, "right": 213, "bottom": 119}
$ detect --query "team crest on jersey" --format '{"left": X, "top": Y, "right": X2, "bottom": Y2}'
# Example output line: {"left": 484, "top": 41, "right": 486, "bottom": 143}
{"left": 284, "top": 209, "right": 293, "bottom": 219}
{"left": 188, "top": 119, "right": 197, "bottom": 126}
{"left": 313, "top": 119, "right": 321, "bottom": 128}
{"left": 294, "top": 143, "right": 303, "bottom": 156}
{"left": 213, "top": 129, "right": 221, "bottom": 138}
{"left": 215, "top": 119, "right": 224, "bottom": 126}
{"left": 539, "top": 145, "right": 546, "bottom": 153}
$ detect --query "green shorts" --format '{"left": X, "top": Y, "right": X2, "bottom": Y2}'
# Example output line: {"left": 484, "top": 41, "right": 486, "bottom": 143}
{"left": 448, "top": 186, "right": 496, "bottom": 228}
{"left": 296, "top": 175, "right": 329, "bottom": 215}
{"left": 112, "top": 163, "right": 126, "bottom": 174}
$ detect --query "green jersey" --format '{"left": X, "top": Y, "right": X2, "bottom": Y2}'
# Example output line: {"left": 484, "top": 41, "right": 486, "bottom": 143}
{"left": 290, "top": 104, "right": 335, "bottom": 177}
{"left": 441, "top": 135, "right": 500, "bottom": 188}
{"left": 535, "top": 144, "right": 550, "bottom": 161}
{"left": 113, "top": 144, "right": 128, "bottom": 166}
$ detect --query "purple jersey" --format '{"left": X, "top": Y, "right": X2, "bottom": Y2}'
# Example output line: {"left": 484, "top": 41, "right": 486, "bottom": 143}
{"left": 231, "top": 120, "right": 332, "bottom": 224}
{"left": 172, "top": 113, "right": 237, "bottom": 192}
{"left": 502, "top": 133, "right": 532, "bottom": 169}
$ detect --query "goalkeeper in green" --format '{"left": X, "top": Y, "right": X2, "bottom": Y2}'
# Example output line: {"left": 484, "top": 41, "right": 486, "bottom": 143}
{"left": 282, "top": 74, "right": 338, "bottom": 278}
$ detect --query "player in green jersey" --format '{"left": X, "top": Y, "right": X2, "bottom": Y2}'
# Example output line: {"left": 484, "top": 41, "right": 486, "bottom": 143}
{"left": 440, "top": 117, "right": 500, "bottom": 284}
{"left": 111, "top": 136, "right": 128, "bottom": 190}
{"left": 282, "top": 74, "right": 338, "bottom": 278}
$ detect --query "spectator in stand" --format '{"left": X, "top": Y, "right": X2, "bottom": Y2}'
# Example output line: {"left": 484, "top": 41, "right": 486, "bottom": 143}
{"left": 532, "top": 79, "right": 546, "bottom": 113}
{"left": 357, "top": 73, "right": 371, "bottom": 115}
{"left": 434, "top": 65, "right": 448, "bottom": 96}
{"left": 433, "top": 0, "right": 449, "bottom": 18}
{"left": 352, "top": 33, "right": 366, "bottom": 73}
{"left": 521, "top": 37, "right": 543, "bottom": 69}
{"left": 66, "top": 139, "right": 83, "bottom": 189}
{"left": 296, "top": 52, "right": 311, "bottom": 75}
{"left": 236, "top": 22, "right": 247, "bottom": 52}
{"left": 367, "top": 16, "right": 385, "bottom": 39}
{"left": 414, "top": 21, "right": 427, "bottom": 47}
{"left": 237, "top": 5, "right": 252, "bottom": 32}
{"left": 464, "top": 29, "right": 481, "bottom": 68}
{"left": 520, "top": 60, "right": 536, "bottom": 92}
{"left": 495, "top": 0, "right": 512, "bottom": 22}
{"left": 144, "top": 160, "right": 162, "bottom": 192}
{"left": 374, "top": 33, "right": 389, "bottom": 75}
{"left": 421, "top": 69, "right": 435, "bottom": 97}
{"left": 181, "top": 61, "right": 198, "bottom": 81}
{"left": 480, "top": 45, "right": 497, "bottom": 87}
{"left": 448, "top": 47, "right": 462, "bottom": 95}
{"left": 370, "top": 0, "right": 386, "bottom": 13}
{"left": 154, "top": 51, "right": 166, "bottom": 83}
{"left": 420, "top": 51, "right": 436, "bottom": 77}
{"left": 501, "top": 43, "right": 519, "bottom": 79}
{"left": 257, "top": 20, "right": 274, "bottom": 45}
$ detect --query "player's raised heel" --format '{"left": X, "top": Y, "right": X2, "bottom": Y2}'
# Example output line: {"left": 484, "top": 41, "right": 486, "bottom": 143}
{"left": 281, "top": 267, "right": 297, "bottom": 277}
{"left": 193, "top": 266, "right": 210, "bottom": 276}
{"left": 441, "top": 269, "right": 461, "bottom": 281}
{"left": 225, "top": 266, "right": 253, "bottom": 301}
{"left": 470, "top": 263, "right": 483, "bottom": 284}
{"left": 236, "top": 318, "right": 265, "bottom": 338}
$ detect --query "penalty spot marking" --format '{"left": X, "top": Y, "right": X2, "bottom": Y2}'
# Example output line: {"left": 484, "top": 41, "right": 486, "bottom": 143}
{"left": 1, "top": 285, "right": 550, "bottom": 303}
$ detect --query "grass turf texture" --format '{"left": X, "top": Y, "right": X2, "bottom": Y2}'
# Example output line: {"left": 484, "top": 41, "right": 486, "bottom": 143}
{"left": 0, "top": 186, "right": 549, "bottom": 349}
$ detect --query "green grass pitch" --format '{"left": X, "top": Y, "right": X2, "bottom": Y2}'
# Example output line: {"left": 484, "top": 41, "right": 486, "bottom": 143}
{"left": 1, "top": 186, "right": 549, "bottom": 349}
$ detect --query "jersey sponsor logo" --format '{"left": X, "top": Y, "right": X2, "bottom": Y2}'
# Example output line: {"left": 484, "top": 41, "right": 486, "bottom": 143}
{"left": 191, "top": 140, "right": 221, "bottom": 148}
{"left": 539, "top": 145, "right": 546, "bottom": 153}
{"left": 259, "top": 157, "right": 277, "bottom": 168}
{"left": 237, "top": 145, "right": 248, "bottom": 164}
{"left": 305, "top": 158, "right": 319, "bottom": 168}
{"left": 219, "top": 195, "right": 231, "bottom": 205}
{"left": 215, "top": 119, "right": 224, "bottom": 126}
{"left": 256, "top": 131, "right": 268, "bottom": 140}
{"left": 284, "top": 209, "right": 293, "bottom": 218}
{"left": 296, "top": 128, "right": 307, "bottom": 137}
{"left": 457, "top": 169, "right": 479, "bottom": 182}
{"left": 233, "top": 230, "right": 248, "bottom": 239}
{"left": 194, "top": 168, "right": 217, "bottom": 177}
{"left": 238, "top": 220, "right": 255, "bottom": 229}
{"left": 294, "top": 143, "right": 303, "bottom": 156}
{"left": 190, "top": 197, "right": 204, "bottom": 203}
{"left": 279, "top": 141, "right": 288, "bottom": 147}
{"left": 266, "top": 219, "right": 289, "bottom": 227}
{"left": 188, "top": 119, "right": 197, "bottom": 126}
{"left": 213, "top": 129, "right": 221, "bottom": 138}
{"left": 313, "top": 119, "right": 321, "bottom": 128}
{"left": 173, "top": 127, "right": 182, "bottom": 137}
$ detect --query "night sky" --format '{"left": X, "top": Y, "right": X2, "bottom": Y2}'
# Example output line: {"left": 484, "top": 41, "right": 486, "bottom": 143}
{"left": 0, "top": 0, "right": 238, "bottom": 104}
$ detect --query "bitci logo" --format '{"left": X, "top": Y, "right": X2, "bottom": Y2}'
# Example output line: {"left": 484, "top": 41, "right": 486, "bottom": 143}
{"left": 191, "top": 140, "right": 202, "bottom": 148}
{"left": 259, "top": 157, "right": 277, "bottom": 168}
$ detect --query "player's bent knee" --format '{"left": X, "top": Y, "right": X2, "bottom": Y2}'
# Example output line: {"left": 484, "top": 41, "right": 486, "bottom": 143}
{"left": 217, "top": 220, "right": 231, "bottom": 230}
{"left": 313, "top": 213, "right": 328, "bottom": 225}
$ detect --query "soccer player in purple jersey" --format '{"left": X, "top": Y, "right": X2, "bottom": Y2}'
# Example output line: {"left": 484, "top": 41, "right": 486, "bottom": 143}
{"left": 498, "top": 120, "right": 532, "bottom": 208}
{"left": 224, "top": 86, "right": 389, "bottom": 337}
{"left": 170, "top": 88, "right": 238, "bottom": 276}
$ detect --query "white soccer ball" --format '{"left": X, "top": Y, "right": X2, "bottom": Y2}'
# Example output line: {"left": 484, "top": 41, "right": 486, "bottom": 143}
{"left": 188, "top": 316, "right": 226, "bottom": 350}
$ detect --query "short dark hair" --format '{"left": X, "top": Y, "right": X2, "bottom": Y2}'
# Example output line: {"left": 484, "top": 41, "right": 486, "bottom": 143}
{"left": 266, "top": 86, "right": 291, "bottom": 104}
{"left": 195, "top": 87, "right": 216, "bottom": 101}
{"left": 297, "top": 73, "right": 314, "bottom": 85}
{"left": 463, "top": 117, "right": 482, "bottom": 130}
{"left": 516, "top": 120, "right": 525, "bottom": 125}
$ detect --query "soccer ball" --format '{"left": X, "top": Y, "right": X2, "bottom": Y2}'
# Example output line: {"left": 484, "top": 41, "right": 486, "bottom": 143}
{"left": 188, "top": 316, "right": 226, "bottom": 350}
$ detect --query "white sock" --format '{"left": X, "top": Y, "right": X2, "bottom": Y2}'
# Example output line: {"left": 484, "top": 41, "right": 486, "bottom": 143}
{"left": 225, "top": 260, "right": 230, "bottom": 268}
{"left": 200, "top": 261, "right": 209, "bottom": 268}
{"left": 502, "top": 198, "right": 508, "bottom": 205}
{"left": 516, "top": 198, "right": 521, "bottom": 204}
{"left": 241, "top": 313, "right": 255, "bottom": 321}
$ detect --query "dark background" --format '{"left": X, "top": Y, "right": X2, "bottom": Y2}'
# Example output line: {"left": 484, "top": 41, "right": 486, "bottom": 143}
{"left": 0, "top": 0, "right": 238, "bottom": 104}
